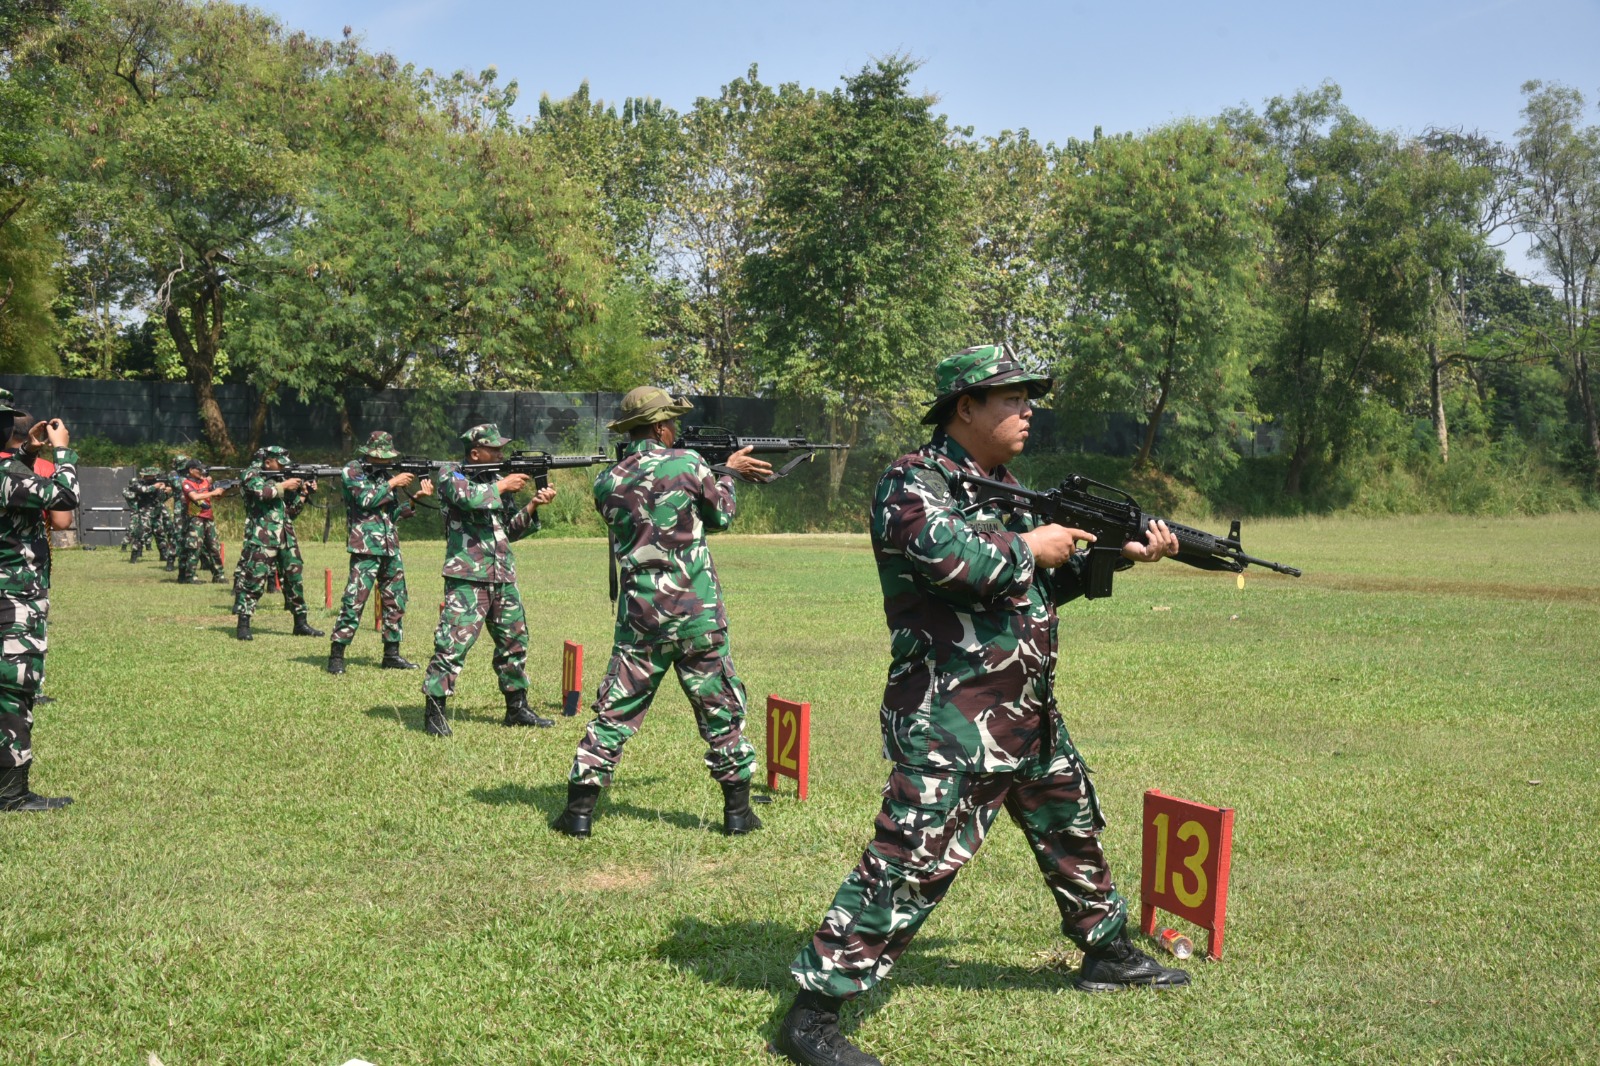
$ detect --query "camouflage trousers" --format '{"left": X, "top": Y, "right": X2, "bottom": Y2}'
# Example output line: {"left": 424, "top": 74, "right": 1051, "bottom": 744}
{"left": 331, "top": 553, "right": 408, "bottom": 645}
{"left": 232, "top": 537, "right": 307, "bottom": 618}
{"left": 568, "top": 628, "right": 755, "bottom": 788}
{"left": 153, "top": 506, "right": 176, "bottom": 559}
{"left": 422, "top": 578, "right": 528, "bottom": 698}
{"left": 125, "top": 507, "right": 151, "bottom": 550}
{"left": 0, "top": 594, "right": 48, "bottom": 770}
{"left": 177, "top": 517, "right": 223, "bottom": 581}
{"left": 790, "top": 728, "right": 1126, "bottom": 1000}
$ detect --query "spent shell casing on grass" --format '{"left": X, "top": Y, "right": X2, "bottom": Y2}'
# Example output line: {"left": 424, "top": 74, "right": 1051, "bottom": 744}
{"left": 1159, "top": 928, "right": 1194, "bottom": 959}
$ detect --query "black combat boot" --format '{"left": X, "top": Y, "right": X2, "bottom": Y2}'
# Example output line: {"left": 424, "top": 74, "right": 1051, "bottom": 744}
{"left": 1074, "top": 931, "right": 1191, "bottom": 992}
{"left": 773, "top": 990, "right": 881, "bottom": 1066}
{"left": 326, "top": 641, "right": 346, "bottom": 675}
{"left": 721, "top": 779, "right": 763, "bottom": 836}
{"left": 551, "top": 781, "right": 600, "bottom": 838}
{"left": 0, "top": 764, "right": 74, "bottom": 812}
{"left": 423, "top": 694, "right": 452, "bottom": 737}
{"left": 379, "top": 641, "right": 418, "bottom": 670}
{"left": 33, "top": 694, "right": 55, "bottom": 706}
{"left": 292, "top": 613, "right": 324, "bottom": 637}
{"left": 176, "top": 576, "right": 195, "bottom": 584}
{"left": 235, "top": 617, "right": 253, "bottom": 641}
{"left": 210, "top": 570, "right": 225, "bottom": 583}
{"left": 503, "top": 690, "right": 553, "bottom": 728}
{"left": 119, "top": 542, "right": 127, "bottom": 552}
{"left": 165, "top": 558, "right": 175, "bottom": 572}
{"left": 129, "top": 547, "right": 142, "bottom": 563}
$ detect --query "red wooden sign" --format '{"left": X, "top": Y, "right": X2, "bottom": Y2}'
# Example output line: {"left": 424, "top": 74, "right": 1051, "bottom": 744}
{"left": 1140, "top": 788, "right": 1235, "bottom": 961}
{"left": 561, "top": 641, "right": 583, "bottom": 716}
{"left": 324, "top": 567, "right": 334, "bottom": 609}
{"left": 765, "top": 696, "right": 810, "bottom": 800}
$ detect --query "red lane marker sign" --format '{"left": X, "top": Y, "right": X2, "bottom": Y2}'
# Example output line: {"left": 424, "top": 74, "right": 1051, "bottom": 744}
{"left": 765, "top": 696, "right": 811, "bottom": 800}
{"left": 1140, "top": 788, "right": 1235, "bottom": 961}
{"left": 561, "top": 640, "right": 583, "bottom": 716}
{"left": 324, "top": 568, "right": 333, "bottom": 608}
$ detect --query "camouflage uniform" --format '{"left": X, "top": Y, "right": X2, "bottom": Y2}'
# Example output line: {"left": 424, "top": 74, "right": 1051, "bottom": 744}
{"left": 567, "top": 437, "right": 756, "bottom": 788}
{"left": 0, "top": 440, "right": 77, "bottom": 774}
{"left": 232, "top": 450, "right": 312, "bottom": 619}
{"left": 790, "top": 349, "right": 1129, "bottom": 1002}
{"left": 177, "top": 469, "right": 224, "bottom": 582}
{"left": 153, "top": 473, "right": 180, "bottom": 562}
{"left": 331, "top": 434, "right": 418, "bottom": 647}
{"left": 122, "top": 468, "right": 165, "bottom": 556}
{"left": 421, "top": 426, "right": 540, "bottom": 700}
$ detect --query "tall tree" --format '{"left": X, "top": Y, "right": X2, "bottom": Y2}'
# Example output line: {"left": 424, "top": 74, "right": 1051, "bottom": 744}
{"left": 745, "top": 56, "right": 968, "bottom": 493}
{"left": 1048, "top": 120, "right": 1274, "bottom": 481}
{"left": 1515, "top": 80, "right": 1600, "bottom": 479}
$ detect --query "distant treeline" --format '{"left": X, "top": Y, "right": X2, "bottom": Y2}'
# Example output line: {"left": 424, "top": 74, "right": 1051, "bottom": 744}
{"left": 1, "top": 0, "right": 1597, "bottom": 511}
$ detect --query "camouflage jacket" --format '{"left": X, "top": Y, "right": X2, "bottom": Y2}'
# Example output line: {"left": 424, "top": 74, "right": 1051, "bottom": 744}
{"left": 0, "top": 447, "right": 79, "bottom": 596}
{"left": 596, "top": 438, "right": 737, "bottom": 644}
{"left": 339, "top": 460, "right": 417, "bottom": 557}
{"left": 240, "top": 464, "right": 310, "bottom": 549}
{"left": 872, "top": 432, "right": 1092, "bottom": 773}
{"left": 435, "top": 463, "right": 539, "bottom": 583}
{"left": 125, "top": 479, "right": 162, "bottom": 511}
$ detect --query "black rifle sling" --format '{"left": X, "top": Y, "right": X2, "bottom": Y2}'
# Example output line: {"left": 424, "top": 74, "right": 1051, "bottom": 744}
{"left": 607, "top": 530, "right": 619, "bottom": 603}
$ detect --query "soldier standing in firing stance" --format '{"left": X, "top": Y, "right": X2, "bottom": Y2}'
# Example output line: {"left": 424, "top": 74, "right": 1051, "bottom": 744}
{"left": 327, "top": 431, "right": 433, "bottom": 675}
{"left": 551, "top": 386, "right": 772, "bottom": 840}
{"left": 419, "top": 424, "right": 557, "bottom": 737}
{"left": 774, "top": 347, "right": 1188, "bottom": 1066}
{"left": 176, "top": 457, "right": 226, "bottom": 585}
{"left": 232, "top": 446, "right": 323, "bottom": 642}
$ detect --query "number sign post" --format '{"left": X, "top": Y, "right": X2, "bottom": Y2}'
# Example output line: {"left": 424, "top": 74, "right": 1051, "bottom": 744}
{"left": 765, "top": 696, "right": 810, "bottom": 800}
{"left": 1140, "top": 788, "right": 1235, "bottom": 961}
{"left": 561, "top": 641, "right": 583, "bottom": 716}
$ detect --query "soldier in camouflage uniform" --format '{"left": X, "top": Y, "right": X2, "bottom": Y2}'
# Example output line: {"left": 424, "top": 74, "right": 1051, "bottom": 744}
{"left": 552, "top": 386, "right": 773, "bottom": 840}
{"left": 177, "top": 457, "right": 227, "bottom": 585}
{"left": 774, "top": 347, "right": 1188, "bottom": 1066}
{"left": 153, "top": 468, "right": 180, "bottom": 569}
{"left": 0, "top": 397, "right": 77, "bottom": 812}
{"left": 419, "top": 423, "right": 557, "bottom": 737}
{"left": 326, "top": 431, "right": 433, "bottom": 675}
{"left": 233, "top": 446, "right": 323, "bottom": 641}
{"left": 122, "top": 467, "right": 165, "bottom": 562}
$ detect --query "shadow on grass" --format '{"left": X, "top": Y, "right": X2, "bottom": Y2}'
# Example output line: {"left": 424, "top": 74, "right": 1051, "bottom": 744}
{"left": 359, "top": 699, "right": 518, "bottom": 732}
{"left": 656, "top": 916, "right": 1086, "bottom": 1017}
{"left": 469, "top": 778, "right": 707, "bottom": 832}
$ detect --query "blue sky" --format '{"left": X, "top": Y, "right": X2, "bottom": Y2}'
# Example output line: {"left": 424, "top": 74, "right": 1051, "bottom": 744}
{"left": 259, "top": 0, "right": 1599, "bottom": 274}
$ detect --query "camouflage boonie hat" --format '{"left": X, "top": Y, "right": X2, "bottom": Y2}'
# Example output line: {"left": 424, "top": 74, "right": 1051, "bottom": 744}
{"left": 0, "top": 388, "right": 19, "bottom": 417}
{"left": 138, "top": 466, "right": 161, "bottom": 478}
{"left": 607, "top": 386, "right": 693, "bottom": 432}
{"left": 923, "top": 344, "right": 1053, "bottom": 425}
{"left": 460, "top": 423, "right": 511, "bottom": 448}
{"left": 257, "top": 445, "right": 291, "bottom": 462}
{"left": 358, "top": 430, "right": 399, "bottom": 460}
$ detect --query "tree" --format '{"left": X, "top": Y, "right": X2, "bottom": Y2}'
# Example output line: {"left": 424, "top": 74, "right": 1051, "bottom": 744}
{"left": 745, "top": 57, "right": 968, "bottom": 494}
{"left": 1515, "top": 81, "right": 1600, "bottom": 480}
{"left": 957, "top": 129, "right": 1072, "bottom": 367}
{"left": 1048, "top": 120, "right": 1274, "bottom": 481}
{"left": 1231, "top": 85, "right": 1463, "bottom": 495}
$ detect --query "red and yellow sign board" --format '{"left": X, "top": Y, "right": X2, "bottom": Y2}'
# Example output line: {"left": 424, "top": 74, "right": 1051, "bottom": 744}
{"left": 1140, "top": 788, "right": 1235, "bottom": 961}
{"left": 561, "top": 640, "right": 583, "bottom": 716}
{"left": 765, "top": 696, "right": 810, "bottom": 800}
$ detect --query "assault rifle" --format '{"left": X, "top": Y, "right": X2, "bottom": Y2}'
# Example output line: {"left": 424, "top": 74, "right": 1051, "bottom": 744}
{"left": 256, "top": 464, "right": 344, "bottom": 483}
{"left": 364, "top": 456, "right": 446, "bottom": 479}
{"left": 457, "top": 451, "right": 609, "bottom": 490}
{"left": 957, "top": 471, "right": 1303, "bottom": 599}
{"left": 674, "top": 425, "right": 850, "bottom": 481}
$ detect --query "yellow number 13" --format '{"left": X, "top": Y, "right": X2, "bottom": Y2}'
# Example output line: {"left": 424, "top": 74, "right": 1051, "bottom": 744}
{"left": 1152, "top": 813, "right": 1210, "bottom": 908}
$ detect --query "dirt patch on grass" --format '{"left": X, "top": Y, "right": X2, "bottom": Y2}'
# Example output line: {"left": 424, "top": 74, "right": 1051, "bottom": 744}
{"left": 146, "top": 615, "right": 235, "bottom": 624}
{"left": 1310, "top": 575, "right": 1600, "bottom": 603}
{"left": 581, "top": 867, "right": 658, "bottom": 892}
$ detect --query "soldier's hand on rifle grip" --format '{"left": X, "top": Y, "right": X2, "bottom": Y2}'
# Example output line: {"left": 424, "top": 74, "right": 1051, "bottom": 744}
{"left": 280, "top": 477, "right": 305, "bottom": 493}
{"left": 528, "top": 486, "right": 557, "bottom": 510}
{"left": 413, "top": 477, "right": 434, "bottom": 498}
{"left": 724, "top": 447, "right": 774, "bottom": 482}
{"left": 1121, "top": 518, "right": 1179, "bottom": 563}
{"left": 1020, "top": 524, "right": 1094, "bottom": 569}
{"left": 388, "top": 472, "right": 415, "bottom": 490}
{"left": 497, "top": 473, "right": 531, "bottom": 495}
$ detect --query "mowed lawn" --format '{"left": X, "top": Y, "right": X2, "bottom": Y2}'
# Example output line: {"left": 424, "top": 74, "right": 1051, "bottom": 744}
{"left": 3, "top": 515, "right": 1598, "bottom": 1065}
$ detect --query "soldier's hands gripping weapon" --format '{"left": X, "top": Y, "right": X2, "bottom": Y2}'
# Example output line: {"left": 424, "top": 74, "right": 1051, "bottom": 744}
{"left": 957, "top": 471, "right": 1303, "bottom": 600}
{"left": 674, "top": 426, "right": 850, "bottom": 482}
{"left": 457, "top": 451, "right": 609, "bottom": 491}
{"left": 364, "top": 456, "right": 446, "bottom": 481}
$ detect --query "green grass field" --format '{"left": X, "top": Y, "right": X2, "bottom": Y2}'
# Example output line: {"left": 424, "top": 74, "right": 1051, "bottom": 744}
{"left": 4, "top": 515, "right": 1598, "bottom": 1065}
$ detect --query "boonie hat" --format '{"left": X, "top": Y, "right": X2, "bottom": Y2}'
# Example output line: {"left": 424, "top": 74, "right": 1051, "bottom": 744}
{"left": 461, "top": 423, "right": 512, "bottom": 448}
{"left": 0, "top": 388, "right": 20, "bottom": 417}
{"left": 359, "top": 430, "right": 399, "bottom": 459}
{"left": 923, "top": 345, "right": 1053, "bottom": 425}
{"left": 607, "top": 386, "right": 693, "bottom": 432}
{"left": 257, "top": 445, "right": 292, "bottom": 463}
